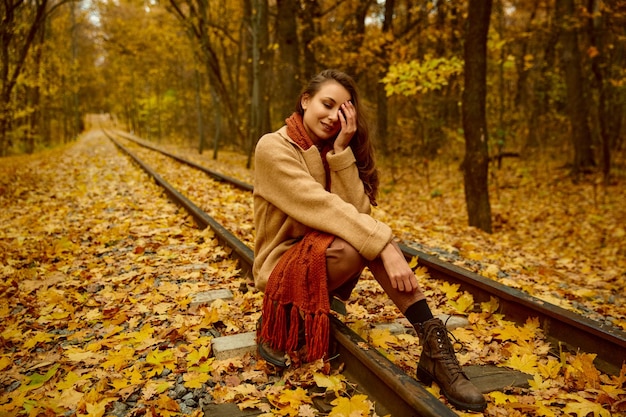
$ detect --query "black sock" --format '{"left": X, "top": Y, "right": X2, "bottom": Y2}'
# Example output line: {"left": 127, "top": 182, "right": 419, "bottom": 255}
{"left": 404, "top": 299, "right": 434, "bottom": 325}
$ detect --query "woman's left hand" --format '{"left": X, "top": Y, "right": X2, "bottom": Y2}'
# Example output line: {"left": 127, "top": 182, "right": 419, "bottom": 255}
{"left": 380, "top": 242, "right": 419, "bottom": 292}
{"left": 335, "top": 101, "right": 357, "bottom": 153}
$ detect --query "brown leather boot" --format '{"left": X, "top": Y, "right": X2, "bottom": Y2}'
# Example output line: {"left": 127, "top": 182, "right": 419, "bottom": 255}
{"left": 415, "top": 318, "right": 487, "bottom": 412}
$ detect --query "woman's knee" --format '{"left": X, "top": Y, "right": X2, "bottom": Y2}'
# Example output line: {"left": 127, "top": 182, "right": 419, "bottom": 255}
{"left": 326, "top": 238, "right": 365, "bottom": 285}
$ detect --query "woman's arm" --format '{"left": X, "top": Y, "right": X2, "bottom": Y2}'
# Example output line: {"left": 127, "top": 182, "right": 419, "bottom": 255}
{"left": 255, "top": 132, "right": 391, "bottom": 261}
{"left": 379, "top": 242, "right": 419, "bottom": 292}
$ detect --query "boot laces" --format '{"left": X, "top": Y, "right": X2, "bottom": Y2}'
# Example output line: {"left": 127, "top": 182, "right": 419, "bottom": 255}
{"left": 424, "top": 324, "right": 464, "bottom": 375}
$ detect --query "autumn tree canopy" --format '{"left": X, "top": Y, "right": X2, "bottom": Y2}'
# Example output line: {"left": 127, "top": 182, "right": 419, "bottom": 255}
{"left": 1, "top": 0, "right": 625, "bottom": 229}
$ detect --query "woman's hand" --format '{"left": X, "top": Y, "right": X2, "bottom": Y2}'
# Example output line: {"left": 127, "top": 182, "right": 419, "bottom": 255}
{"left": 380, "top": 242, "right": 419, "bottom": 292}
{"left": 334, "top": 101, "right": 357, "bottom": 153}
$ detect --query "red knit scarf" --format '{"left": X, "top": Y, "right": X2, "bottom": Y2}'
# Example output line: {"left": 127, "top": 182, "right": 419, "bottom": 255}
{"left": 258, "top": 113, "right": 335, "bottom": 362}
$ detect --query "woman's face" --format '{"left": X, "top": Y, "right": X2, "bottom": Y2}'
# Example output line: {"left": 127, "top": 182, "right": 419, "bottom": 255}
{"left": 301, "top": 80, "right": 352, "bottom": 145}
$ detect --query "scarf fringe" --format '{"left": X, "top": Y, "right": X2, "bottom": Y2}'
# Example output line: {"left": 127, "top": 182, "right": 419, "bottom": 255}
{"left": 259, "top": 231, "right": 334, "bottom": 362}
{"left": 259, "top": 302, "right": 331, "bottom": 361}
{"left": 305, "top": 311, "right": 330, "bottom": 362}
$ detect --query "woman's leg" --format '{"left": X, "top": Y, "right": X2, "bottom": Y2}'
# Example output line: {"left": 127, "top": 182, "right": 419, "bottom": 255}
{"left": 326, "top": 237, "right": 366, "bottom": 300}
{"left": 365, "top": 241, "right": 427, "bottom": 313}
{"left": 366, "top": 241, "right": 486, "bottom": 412}
{"left": 326, "top": 238, "right": 427, "bottom": 310}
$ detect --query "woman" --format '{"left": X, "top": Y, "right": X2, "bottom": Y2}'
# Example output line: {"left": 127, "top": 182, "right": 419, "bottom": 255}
{"left": 253, "top": 69, "right": 486, "bottom": 412}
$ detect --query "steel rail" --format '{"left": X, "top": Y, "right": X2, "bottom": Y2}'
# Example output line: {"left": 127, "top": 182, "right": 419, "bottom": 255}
{"left": 400, "top": 244, "right": 626, "bottom": 376}
{"left": 106, "top": 130, "right": 458, "bottom": 417}
{"left": 107, "top": 128, "right": 626, "bottom": 376}
{"left": 111, "top": 129, "right": 253, "bottom": 192}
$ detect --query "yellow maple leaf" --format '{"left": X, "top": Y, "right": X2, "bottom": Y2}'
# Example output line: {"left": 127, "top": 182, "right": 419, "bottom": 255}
{"left": 23, "top": 331, "right": 55, "bottom": 349}
{"left": 110, "top": 377, "right": 133, "bottom": 390}
{"left": 225, "top": 383, "right": 261, "bottom": 404}
{"left": 483, "top": 263, "right": 500, "bottom": 279}
{"left": 187, "top": 345, "right": 212, "bottom": 366}
{"left": 488, "top": 391, "right": 517, "bottom": 405}
{"left": 314, "top": 372, "right": 346, "bottom": 396}
{"left": 124, "top": 366, "right": 144, "bottom": 385}
{"left": 77, "top": 397, "right": 117, "bottom": 417}
{"left": 600, "top": 383, "right": 626, "bottom": 399}
{"left": 504, "top": 352, "right": 538, "bottom": 374}
{"left": 329, "top": 394, "right": 372, "bottom": 417}
{"left": 369, "top": 328, "right": 397, "bottom": 349}
{"left": 493, "top": 321, "right": 526, "bottom": 342}
{"left": 528, "top": 374, "right": 552, "bottom": 391}
{"left": 236, "top": 398, "right": 263, "bottom": 411}
{"left": 268, "top": 387, "right": 312, "bottom": 416}
{"left": 183, "top": 371, "right": 211, "bottom": 388}
{"left": 155, "top": 393, "right": 180, "bottom": 412}
{"left": 64, "top": 346, "right": 105, "bottom": 365}
{"left": 439, "top": 281, "right": 460, "bottom": 300}
{"left": 145, "top": 348, "right": 176, "bottom": 376}
{"left": 1, "top": 325, "right": 24, "bottom": 342}
{"left": 480, "top": 296, "right": 499, "bottom": 314}
{"left": 153, "top": 302, "right": 176, "bottom": 315}
{"left": 565, "top": 352, "right": 600, "bottom": 389}
{"left": 56, "top": 370, "right": 82, "bottom": 390}
{"left": 448, "top": 292, "right": 474, "bottom": 314}
{"left": 101, "top": 346, "right": 135, "bottom": 371}
{"left": 538, "top": 357, "right": 562, "bottom": 379}
{"left": 561, "top": 393, "right": 611, "bottom": 417}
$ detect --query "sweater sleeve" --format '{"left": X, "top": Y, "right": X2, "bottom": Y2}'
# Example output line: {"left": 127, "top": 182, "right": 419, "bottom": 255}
{"left": 326, "top": 147, "right": 371, "bottom": 214}
{"left": 254, "top": 133, "right": 392, "bottom": 260}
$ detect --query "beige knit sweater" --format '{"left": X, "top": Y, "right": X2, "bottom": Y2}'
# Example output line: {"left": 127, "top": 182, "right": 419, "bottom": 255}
{"left": 253, "top": 125, "right": 393, "bottom": 291}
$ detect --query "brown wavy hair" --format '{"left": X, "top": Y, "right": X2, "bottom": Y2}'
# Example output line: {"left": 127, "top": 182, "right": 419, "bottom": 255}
{"left": 295, "top": 69, "right": 379, "bottom": 205}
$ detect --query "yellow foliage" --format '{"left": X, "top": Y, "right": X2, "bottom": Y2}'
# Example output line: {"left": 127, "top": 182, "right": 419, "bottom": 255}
{"left": 369, "top": 328, "right": 398, "bottom": 349}
{"left": 561, "top": 393, "right": 612, "bottom": 417}
{"left": 329, "top": 394, "right": 373, "bottom": 417}
{"left": 480, "top": 296, "right": 499, "bottom": 314}
{"left": 268, "top": 387, "right": 312, "bottom": 416}
{"left": 504, "top": 353, "right": 538, "bottom": 374}
{"left": 449, "top": 292, "right": 474, "bottom": 314}
{"left": 314, "top": 372, "right": 346, "bottom": 396}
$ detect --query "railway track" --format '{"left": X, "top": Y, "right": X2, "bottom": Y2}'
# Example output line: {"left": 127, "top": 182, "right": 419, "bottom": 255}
{"left": 104, "top": 128, "right": 626, "bottom": 415}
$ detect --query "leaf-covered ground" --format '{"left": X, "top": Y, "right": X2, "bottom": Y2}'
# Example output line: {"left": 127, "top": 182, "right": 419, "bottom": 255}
{"left": 155, "top": 130, "right": 626, "bottom": 331}
{"left": 1, "top": 130, "right": 625, "bottom": 417}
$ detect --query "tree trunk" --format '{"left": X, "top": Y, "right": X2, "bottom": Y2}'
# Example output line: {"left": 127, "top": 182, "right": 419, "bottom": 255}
{"left": 461, "top": 0, "right": 493, "bottom": 233}
{"left": 557, "top": 0, "right": 595, "bottom": 175}
{"left": 27, "top": 17, "right": 47, "bottom": 154}
{"left": 210, "top": 85, "right": 221, "bottom": 160}
{"left": 376, "top": 0, "right": 395, "bottom": 156}
{"left": 526, "top": 0, "right": 559, "bottom": 151}
{"left": 588, "top": 0, "right": 624, "bottom": 183}
{"left": 194, "top": 66, "right": 206, "bottom": 154}
{"left": 300, "top": 0, "right": 321, "bottom": 77}
{"left": 275, "top": 0, "right": 301, "bottom": 122}
{"left": 247, "top": 0, "right": 271, "bottom": 169}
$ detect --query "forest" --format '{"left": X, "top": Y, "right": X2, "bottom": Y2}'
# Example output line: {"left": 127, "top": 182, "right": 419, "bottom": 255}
{"left": 2, "top": 1, "right": 626, "bottom": 415}
{"left": 1, "top": 0, "right": 625, "bottom": 229}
